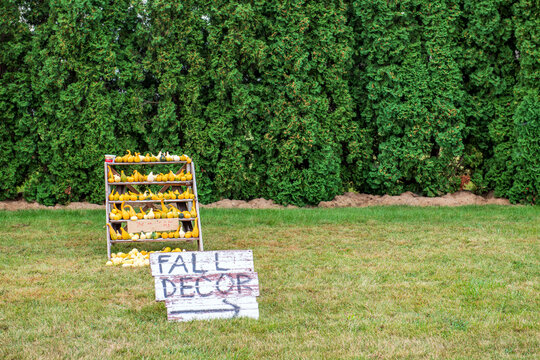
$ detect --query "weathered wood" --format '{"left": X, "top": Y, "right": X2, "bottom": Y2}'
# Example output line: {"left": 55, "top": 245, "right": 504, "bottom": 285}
{"left": 110, "top": 218, "right": 196, "bottom": 224}
{"left": 127, "top": 218, "right": 179, "bottom": 233}
{"left": 111, "top": 238, "right": 196, "bottom": 243}
{"left": 154, "top": 272, "right": 259, "bottom": 301}
{"left": 150, "top": 250, "right": 255, "bottom": 276}
{"left": 111, "top": 161, "right": 188, "bottom": 165}
{"left": 110, "top": 181, "right": 192, "bottom": 186}
{"left": 150, "top": 250, "right": 259, "bottom": 322}
{"left": 165, "top": 296, "right": 259, "bottom": 321}
{"left": 109, "top": 199, "right": 195, "bottom": 204}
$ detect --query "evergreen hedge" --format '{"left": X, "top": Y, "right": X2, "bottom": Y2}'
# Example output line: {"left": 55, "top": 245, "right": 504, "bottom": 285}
{"left": 1, "top": 0, "right": 538, "bottom": 205}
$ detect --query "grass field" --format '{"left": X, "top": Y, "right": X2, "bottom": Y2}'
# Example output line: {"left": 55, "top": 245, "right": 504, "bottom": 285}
{"left": 0, "top": 206, "right": 538, "bottom": 359}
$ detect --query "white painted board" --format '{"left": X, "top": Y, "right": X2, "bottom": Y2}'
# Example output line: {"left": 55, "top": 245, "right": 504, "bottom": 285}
{"left": 166, "top": 296, "right": 259, "bottom": 321}
{"left": 150, "top": 250, "right": 254, "bottom": 276}
{"left": 150, "top": 250, "right": 260, "bottom": 322}
{"left": 154, "top": 272, "right": 259, "bottom": 301}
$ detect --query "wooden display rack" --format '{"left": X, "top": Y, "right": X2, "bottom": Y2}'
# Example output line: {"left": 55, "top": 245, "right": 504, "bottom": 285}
{"left": 104, "top": 158, "right": 204, "bottom": 259}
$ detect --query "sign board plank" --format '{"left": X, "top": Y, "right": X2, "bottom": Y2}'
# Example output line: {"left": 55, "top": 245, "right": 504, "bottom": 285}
{"left": 150, "top": 250, "right": 259, "bottom": 322}
{"left": 154, "top": 272, "right": 259, "bottom": 301}
{"left": 166, "top": 296, "right": 259, "bottom": 321}
{"left": 127, "top": 218, "right": 179, "bottom": 233}
{"left": 150, "top": 250, "right": 254, "bottom": 276}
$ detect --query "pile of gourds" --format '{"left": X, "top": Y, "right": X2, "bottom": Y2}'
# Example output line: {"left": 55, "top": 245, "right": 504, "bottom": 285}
{"left": 114, "top": 150, "right": 191, "bottom": 163}
{"left": 108, "top": 188, "right": 195, "bottom": 201}
{"left": 106, "top": 220, "right": 199, "bottom": 241}
{"left": 106, "top": 247, "right": 186, "bottom": 267}
{"left": 108, "top": 201, "right": 197, "bottom": 221}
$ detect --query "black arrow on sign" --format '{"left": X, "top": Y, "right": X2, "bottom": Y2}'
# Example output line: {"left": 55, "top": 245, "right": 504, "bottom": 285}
{"left": 169, "top": 299, "right": 241, "bottom": 318}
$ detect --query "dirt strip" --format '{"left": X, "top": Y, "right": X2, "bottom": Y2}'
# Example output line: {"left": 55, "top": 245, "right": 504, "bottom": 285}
{"left": 0, "top": 191, "right": 511, "bottom": 211}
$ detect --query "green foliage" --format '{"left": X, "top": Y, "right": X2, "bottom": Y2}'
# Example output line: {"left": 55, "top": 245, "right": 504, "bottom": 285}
{"left": 0, "top": 0, "right": 538, "bottom": 205}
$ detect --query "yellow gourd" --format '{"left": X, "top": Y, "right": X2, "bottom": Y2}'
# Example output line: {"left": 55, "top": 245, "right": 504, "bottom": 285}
{"left": 192, "top": 220, "right": 199, "bottom": 238}
{"left": 113, "top": 191, "right": 120, "bottom": 201}
{"left": 168, "top": 190, "right": 176, "bottom": 199}
{"left": 167, "top": 170, "right": 175, "bottom": 181}
{"left": 108, "top": 191, "right": 115, "bottom": 201}
{"left": 134, "top": 152, "right": 141, "bottom": 162}
{"left": 144, "top": 153, "right": 151, "bottom": 162}
{"left": 106, "top": 224, "right": 117, "bottom": 240}
{"left": 160, "top": 199, "right": 168, "bottom": 214}
{"left": 125, "top": 205, "right": 137, "bottom": 220}
{"left": 121, "top": 202, "right": 130, "bottom": 220}
{"left": 126, "top": 150, "right": 133, "bottom": 162}
{"left": 190, "top": 206, "right": 197, "bottom": 218}
{"left": 107, "top": 166, "right": 115, "bottom": 183}
{"left": 186, "top": 172, "right": 193, "bottom": 180}
{"left": 120, "top": 227, "right": 130, "bottom": 240}
{"left": 137, "top": 207, "right": 145, "bottom": 219}
{"left": 139, "top": 191, "right": 148, "bottom": 201}
{"left": 174, "top": 224, "right": 182, "bottom": 238}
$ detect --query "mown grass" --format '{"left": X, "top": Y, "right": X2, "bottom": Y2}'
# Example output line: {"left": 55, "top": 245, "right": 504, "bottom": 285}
{"left": 0, "top": 206, "right": 538, "bottom": 359}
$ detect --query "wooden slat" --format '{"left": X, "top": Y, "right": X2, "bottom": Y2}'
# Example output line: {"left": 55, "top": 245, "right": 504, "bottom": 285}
{"left": 108, "top": 161, "right": 188, "bottom": 165}
{"left": 108, "top": 181, "right": 192, "bottom": 185}
{"left": 111, "top": 238, "right": 197, "bottom": 243}
{"left": 154, "top": 272, "right": 259, "bottom": 301}
{"left": 109, "top": 199, "right": 195, "bottom": 204}
{"left": 165, "top": 296, "right": 259, "bottom": 321}
{"left": 110, "top": 218, "right": 197, "bottom": 223}
{"left": 150, "top": 250, "right": 255, "bottom": 276}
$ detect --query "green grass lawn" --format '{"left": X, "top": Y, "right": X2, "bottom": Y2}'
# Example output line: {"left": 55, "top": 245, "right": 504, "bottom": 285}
{"left": 0, "top": 206, "right": 538, "bottom": 359}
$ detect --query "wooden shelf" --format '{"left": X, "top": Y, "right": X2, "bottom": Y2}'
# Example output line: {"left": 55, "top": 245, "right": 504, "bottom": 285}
{"left": 111, "top": 237, "right": 197, "bottom": 243}
{"left": 108, "top": 181, "right": 192, "bottom": 185}
{"left": 105, "top": 158, "right": 204, "bottom": 258}
{"left": 107, "top": 161, "right": 188, "bottom": 165}
{"left": 109, "top": 199, "right": 195, "bottom": 204}
{"left": 109, "top": 218, "right": 197, "bottom": 223}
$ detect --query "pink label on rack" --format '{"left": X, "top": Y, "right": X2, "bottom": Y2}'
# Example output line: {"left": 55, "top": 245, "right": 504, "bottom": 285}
{"left": 127, "top": 218, "right": 180, "bottom": 233}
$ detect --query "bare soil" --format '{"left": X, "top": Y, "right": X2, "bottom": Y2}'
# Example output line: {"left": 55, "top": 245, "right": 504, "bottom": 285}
{"left": 0, "top": 191, "right": 510, "bottom": 211}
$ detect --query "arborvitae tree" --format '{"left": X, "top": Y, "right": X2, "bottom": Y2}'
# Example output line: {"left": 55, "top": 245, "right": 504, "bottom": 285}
{"left": 260, "top": 0, "right": 357, "bottom": 205}
{"left": 459, "top": 0, "right": 518, "bottom": 194}
{"left": 25, "top": 0, "right": 152, "bottom": 204}
{"left": 508, "top": 0, "right": 539, "bottom": 204}
{"left": 353, "top": 0, "right": 465, "bottom": 196}
{"left": 0, "top": 0, "right": 36, "bottom": 200}
{"left": 0, "top": 0, "right": 537, "bottom": 205}
{"left": 195, "top": 1, "right": 267, "bottom": 202}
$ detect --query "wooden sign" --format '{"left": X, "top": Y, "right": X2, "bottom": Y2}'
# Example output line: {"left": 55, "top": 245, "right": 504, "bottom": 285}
{"left": 127, "top": 218, "right": 179, "bottom": 233}
{"left": 150, "top": 250, "right": 259, "bottom": 321}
